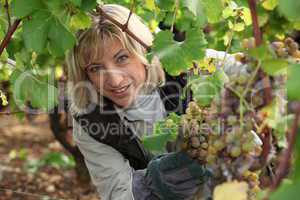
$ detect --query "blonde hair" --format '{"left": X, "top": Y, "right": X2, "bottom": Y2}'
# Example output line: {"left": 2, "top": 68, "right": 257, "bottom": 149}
{"left": 67, "top": 4, "right": 165, "bottom": 115}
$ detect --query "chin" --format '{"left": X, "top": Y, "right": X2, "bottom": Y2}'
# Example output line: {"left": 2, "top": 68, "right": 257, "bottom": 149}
{"left": 112, "top": 97, "right": 134, "bottom": 108}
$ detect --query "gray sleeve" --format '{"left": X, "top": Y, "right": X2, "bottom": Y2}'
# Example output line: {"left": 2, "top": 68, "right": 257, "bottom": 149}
{"left": 72, "top": 119, "right": 135, "bottom": 200}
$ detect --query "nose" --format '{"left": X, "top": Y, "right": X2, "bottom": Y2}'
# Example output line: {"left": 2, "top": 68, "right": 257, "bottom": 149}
{"left": 106, "top": 69, "right": 124, "bottom": 88}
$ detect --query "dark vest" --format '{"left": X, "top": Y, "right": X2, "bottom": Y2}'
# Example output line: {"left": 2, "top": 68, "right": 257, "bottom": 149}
{"left": 72, "top": 73, "right": 189, "bottom": 170}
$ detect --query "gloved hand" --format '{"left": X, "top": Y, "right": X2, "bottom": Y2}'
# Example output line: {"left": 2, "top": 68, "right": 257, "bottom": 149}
{"left": 132, "top": 151, "right": 211, "bottom": 200}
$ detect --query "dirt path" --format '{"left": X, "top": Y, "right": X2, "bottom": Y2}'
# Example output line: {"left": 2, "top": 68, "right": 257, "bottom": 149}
{"left": 0, "top": 113, "right": 99, "bottom": 200}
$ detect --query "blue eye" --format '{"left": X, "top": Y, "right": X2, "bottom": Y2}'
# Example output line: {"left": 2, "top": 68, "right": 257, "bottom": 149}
{"left": 117, "top": 55, "right": 129, "bottom": 63}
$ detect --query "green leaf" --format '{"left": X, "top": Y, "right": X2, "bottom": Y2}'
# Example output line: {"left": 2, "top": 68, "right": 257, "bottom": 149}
{"left": 278, "top": 0, "right": 300, "bottom": 21}
{"left": 11, "top": 0, "right": 44, "bottom": 18}
{"left": 270, "top": 180, "right": 300, "bottom": 200}
{"left": 202, "top": 0, "right": 223, "bottom": 24}
{"left": 69, "top": 0, "right": 82, "bottom": 7}
{"left": 22, "top": 11, "right": 52, "bottom": 53}
{"left": 191, "top": 70, "right": 228, "bottom": 107}
{"left": 155, "top": 0, "right": 175, "bottom": 11}
{"left": 286, "top": 64, "right": 300, "bottom": 101}
{"left": 152, "top": 29, "right": 207, "bottom": 75}
{"left": 10, "top": 69, "right": 58, "bottom": 111}
{"left": 247, "top": 44, "right": 273, "bottom": 60}
{"left": 142, "top": 132, "right": 177, "bottom": 153}
{"left": 48, "top": 18, "right": 76, "bottom": 57}
{"left": 80, "top": 0, "right": 97, "bottom": 11}
{"left": 70, "top": 11, "right": 91, "bottom": 30}
{"left": 261, "top": 59, "right": 289, "bottom": 76}
{"left": 181, "top": 0, "right": 202, "bottom": 17}
{"left": 42, "top": 152, "right": 75, "bottom": 169}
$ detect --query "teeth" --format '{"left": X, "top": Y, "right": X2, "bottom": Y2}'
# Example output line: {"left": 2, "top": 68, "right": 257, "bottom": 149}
{"left": 113, "top": 85, "right": 128, "bottom": 93}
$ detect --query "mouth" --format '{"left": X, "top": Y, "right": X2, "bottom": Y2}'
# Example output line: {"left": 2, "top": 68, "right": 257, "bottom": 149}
{"left": 109, "top": 83, "right": 131, "bottom": 96}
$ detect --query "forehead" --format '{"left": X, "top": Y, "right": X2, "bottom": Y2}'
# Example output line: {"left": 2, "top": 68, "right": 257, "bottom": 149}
{"left": 79, "top": 33, "right": 127, "bottom": 68}
{"left": 92, "top": 37, "right": 125, "bottom": 62}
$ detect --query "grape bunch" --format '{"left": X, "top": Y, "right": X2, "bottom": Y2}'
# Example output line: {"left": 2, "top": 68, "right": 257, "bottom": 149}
{"left": 271, "top": 37, "right": 300, "bottom": 61}
{"left": 179, "top": 64, "right": 272, "bottom": 198}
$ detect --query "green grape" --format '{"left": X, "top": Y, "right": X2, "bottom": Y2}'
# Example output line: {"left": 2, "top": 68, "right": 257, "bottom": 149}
{"left": 201, "top": 142, "right": 209, "bottom": 149}
{"left": 230, "top": 146, "right": 242, "bottom": 157}
{"left": 213, "top": 139, "right": 226, "bottom": 151}
{"left": 165, "top": 119, "right": 174, "bottom": 128}
{"left": 199, "top": 149, "right": 208, "bottom": 158}
{"left": 242, "top": 142, "right": 255, "bottom": 152}
{"left": 190, "top": 136, "right": 201, "bottom": 148}
{"left": 206, "top": 154, "right": 217, "bottom": 164}
{"left": 237, "top": 73, "right": 249, "bottom": 84}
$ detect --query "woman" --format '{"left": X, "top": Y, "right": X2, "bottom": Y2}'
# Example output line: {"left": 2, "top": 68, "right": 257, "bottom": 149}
{"left": 67, "top": 4, "right": 210, "bottom": 200}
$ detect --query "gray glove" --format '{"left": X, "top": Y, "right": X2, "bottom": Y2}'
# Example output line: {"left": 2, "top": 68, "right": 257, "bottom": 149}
{"left": 132, "top": 152, "right": 211, "bottom": 200}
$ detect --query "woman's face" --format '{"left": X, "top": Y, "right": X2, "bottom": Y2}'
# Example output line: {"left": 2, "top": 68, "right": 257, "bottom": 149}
{"left": 84, "top": 38, "right": 146, "bottom": 108}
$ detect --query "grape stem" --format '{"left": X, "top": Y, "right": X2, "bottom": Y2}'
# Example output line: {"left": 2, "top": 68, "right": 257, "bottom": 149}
{"left": 96, "top": 5, "right": 151, "bottom": 51}
{"left": 0, "top": 19, "right": 21, "bottom": 57}
{"left": 170, "top": 0, "right": 179, "bottom": 33}
{"left": 271, "top": 103, "right": 300, "bottom": 190}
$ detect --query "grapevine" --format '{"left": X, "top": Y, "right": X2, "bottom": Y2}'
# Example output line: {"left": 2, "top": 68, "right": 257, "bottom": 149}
{"left": 1, "top": 0, "right": 300, "bottom": 199}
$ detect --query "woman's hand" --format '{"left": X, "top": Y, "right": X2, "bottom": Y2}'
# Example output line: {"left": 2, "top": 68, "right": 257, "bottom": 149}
{"left": 133, "top": 151, "right": 211, "bottom": 200}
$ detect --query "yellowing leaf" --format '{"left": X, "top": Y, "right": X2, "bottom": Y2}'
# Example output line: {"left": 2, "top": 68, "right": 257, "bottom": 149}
{"left": 241, "top": 7, "right": 252, "bottom": 26}
{"left": 262, "top": 0, "right": 278, "bottom": 10}
{"left": 213, "top": 181, "right": 249, "bottom": 200}
{"left": 0, "top": 90, "right": 8, "bottom": 106}
{"left": 145, "top": 0, "right": 155, "bottom": 10}
{"left": 234, "top": 22, "right": 245, "bottom": 32}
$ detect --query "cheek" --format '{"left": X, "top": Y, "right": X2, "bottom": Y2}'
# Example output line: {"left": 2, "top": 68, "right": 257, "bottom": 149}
{"left": 131, "top": 64, "right": 146, "bottom": 85}
{"left": 88, "top": 76, "right": 105, "bottom": 92}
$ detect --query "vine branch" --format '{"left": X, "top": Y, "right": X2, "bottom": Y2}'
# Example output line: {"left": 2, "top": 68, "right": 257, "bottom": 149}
{"left": 0, "top": 19, "right": 21, "bottom": 56}
{"left": 4, "top": 0, "right": 11, "bottom": 28}
{"left": 96, "top": 6, "right": 151, "bottom": 51}
{"left": 247, "top": 0, "right": 262, "bottom": 46}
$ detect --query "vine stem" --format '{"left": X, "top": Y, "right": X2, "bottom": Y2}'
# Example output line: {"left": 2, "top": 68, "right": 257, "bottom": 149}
{"left": 170, "top": 0, "right": 179, "bottom": 33}
{"left": 4, "top": 0, "right": 11, "bottom": 28}
{"left": 0, "top": 19, "right": 21, "bottom": 56}
{"left": 247, "top": 0, "right": 262, "bottom": 46}
{"left": 96, "top": 6, "right": 151, "bottom": 51}
{"left": 271, "top": 103, "right": 300, "bottom": 190}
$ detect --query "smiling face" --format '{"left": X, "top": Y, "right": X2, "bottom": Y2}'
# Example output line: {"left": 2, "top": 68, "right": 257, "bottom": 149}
{"left": 83, "top": 38, "right": 147, "bottom": 108}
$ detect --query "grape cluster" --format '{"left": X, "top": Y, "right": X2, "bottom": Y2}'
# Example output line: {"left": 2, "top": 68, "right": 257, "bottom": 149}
{"left": 271, "top": 37, "right": 300, "bottom": 60}
{"left": 179, "top": 64, "right": 268, "bottom": 198}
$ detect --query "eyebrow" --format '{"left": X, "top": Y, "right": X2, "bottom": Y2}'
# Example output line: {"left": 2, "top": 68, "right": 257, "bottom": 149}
{"left": 113, "top": 49, "right": 127, "bottom": 59}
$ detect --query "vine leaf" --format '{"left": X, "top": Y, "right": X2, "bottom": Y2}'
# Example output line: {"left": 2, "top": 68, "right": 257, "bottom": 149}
{"left": 286, "top": 64, "right": 300, "bottom": 101}
{"left": 80, "top": 0, "right": 97, "bottom": 11}
{"left": 155, "top": 0, "right": 175, "bottom": 11}
{"left": 262, "top": 0, "right": 279, "bottom": 10}
{"left": 261, "top": 59, "right": 289, "bottom": 76}
{"left": 191, "top": 70, "right": 228, "bottom": 107}
{"left": 11, "top": 0, "right": 44, "bottom": 19}
{"left": 142, "top": 113, "right": 180, "bottom": 154}
{"left": 152, "top": 29, "right": 207, "bottom": 76}
{"left": 213, "top": 181, "right": 249, "bottom": 200}
{"left": 69, "top": 0, "right": 82, "bottom": 7}
{"left": 22, "top": 11, "right": 52, "bottom": 53}
{"left": 278, "top": 0, "right": 300, "bottom": 21}
{"left": 270, "top": 180, "right": 300, "bottom": 200}
{"left": 70, "top": 11, "right": 92, "bottom": 30}
{"left": 202, "top": 0, "right": 224, "bottom": 24}
{"left": 48, "top": 18, "right": 76, "bottom": 57}
{"left": 10, "top": 69, "right": 59, "bottom": 111}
